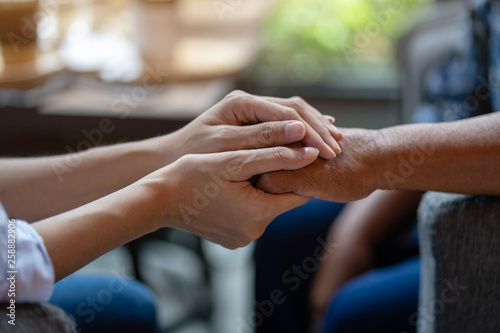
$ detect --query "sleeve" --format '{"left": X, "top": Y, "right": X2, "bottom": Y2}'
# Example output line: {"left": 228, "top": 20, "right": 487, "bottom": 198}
{"left": 0, "top": 203, "right": 55, "bottom": 303}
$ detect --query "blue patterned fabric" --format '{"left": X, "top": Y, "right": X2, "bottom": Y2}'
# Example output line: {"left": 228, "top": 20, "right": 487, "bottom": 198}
{"left": 414, "top": 0, "right": 500, "bottom": 124}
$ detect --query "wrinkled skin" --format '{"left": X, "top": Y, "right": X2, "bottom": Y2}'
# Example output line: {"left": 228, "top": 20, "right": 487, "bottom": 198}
{"left": 255, "top": 128, "right": 380, "bottom": 203}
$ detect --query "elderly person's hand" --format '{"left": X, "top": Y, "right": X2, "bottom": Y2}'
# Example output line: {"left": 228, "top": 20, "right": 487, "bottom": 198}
{"left": 256, "top": 112, "right": 500, "bottom": 202}
{"left": 255, "top": 128, "right": 378, "bottom": 203}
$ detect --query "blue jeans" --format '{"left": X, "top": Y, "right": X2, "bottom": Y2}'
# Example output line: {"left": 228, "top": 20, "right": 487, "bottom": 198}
{"left": 255, "top": 198, "right": 420, "bottom": 333}
{"left": 323, "top": 257, "right": 420, "bottom": 333}
{"left": 49, "top": 274, "right": 159, "bottom": 333}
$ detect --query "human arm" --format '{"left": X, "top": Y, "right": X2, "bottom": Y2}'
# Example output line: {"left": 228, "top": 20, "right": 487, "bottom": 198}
{"left": 0, "top": 91, "right": 341, "bottom": 221}
{"left": 309, "top": 190, "right": 424, "bottom": 319}
{"left": 256, "top": 112, "right": 500, "bottom": 201}
{"left": 32, "top": 146, "right": 318, "bottom": 281}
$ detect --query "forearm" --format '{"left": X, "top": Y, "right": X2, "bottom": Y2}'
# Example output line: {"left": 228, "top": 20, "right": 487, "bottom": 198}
{"left": 257, "top": 112, "right": 500, "bottom": 201}
{"left": 32, "top": 177, "right": 167, "bottom": 281}
{"left": 1, "top": 91, "right": 341, "bottom": 220}
{"left": 32, "top": 144, "right": 319, "bottom": 280}
{"left": 374, "top": 112, "right": 500, "bottom": 194}
{"left": 0, "top": 133, "right": 181, "bottom": 221}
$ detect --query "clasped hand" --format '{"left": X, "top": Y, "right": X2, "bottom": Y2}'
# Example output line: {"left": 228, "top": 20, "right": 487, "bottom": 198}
{"left": 142, "top": 91, "right": 343, "bottom": 249}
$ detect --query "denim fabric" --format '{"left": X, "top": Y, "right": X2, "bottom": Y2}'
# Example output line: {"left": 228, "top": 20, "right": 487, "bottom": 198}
{"left": 322, "top": 257, "right": 420, "bottom": 333}
{"left": 49, "top": 275, "right": 159, "bottom": 333}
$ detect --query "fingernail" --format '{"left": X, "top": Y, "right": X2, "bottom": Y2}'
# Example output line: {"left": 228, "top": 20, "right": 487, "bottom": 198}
{"left": 284, "top": 122, "right": 305, "bottom": 140}
{"left": 298, "top": 147, "right": 319, "bottom": 159}
{"left": 327, "top": 147, "right": 336, "bottom": 159}
{"left": 329, "top": 123, "right": 343, "bottom": 138}
{"left": 323, "top": 137, "right": 340, "bottom": 157}
{"left": 332, "top": 141, "right": 342, "bottom": 154}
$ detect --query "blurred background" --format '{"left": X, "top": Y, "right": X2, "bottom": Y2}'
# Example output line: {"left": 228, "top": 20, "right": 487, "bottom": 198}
{"left": 0, "top": 0, "right": 468, "bottom": 332}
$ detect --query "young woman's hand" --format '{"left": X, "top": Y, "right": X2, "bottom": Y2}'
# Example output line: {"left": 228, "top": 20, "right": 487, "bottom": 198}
{"left": 166, "top": 90, "right": 342, "bottom": 161}
{"left": 147, "top": 145, "right": 320, "bottom": 249}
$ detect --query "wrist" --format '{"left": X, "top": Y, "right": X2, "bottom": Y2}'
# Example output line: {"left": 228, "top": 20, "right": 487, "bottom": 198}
{"left": 342, "top": 128, "right": 384, "bottom": 194}
{"left": 372, "top": 126, "right": 412, "bottom": 191}
{"left": 137, "top": 130, "right": 186, "bottom": 168}
{"left": 134, "top": 164, "right": 185, "bottom": 232}
{"left": 120, "top": 179, "right": 168, "bottom": 234}
{"left": 364, "top": 128, "right": 392, "bottom": 192}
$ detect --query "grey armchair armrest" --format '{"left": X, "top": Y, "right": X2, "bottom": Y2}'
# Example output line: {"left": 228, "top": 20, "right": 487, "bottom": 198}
{"left": 417, "top": 192, "right": 500, "bottom": 333}
{"left": 0, "top": 303, "right": 76, "bottom": 333}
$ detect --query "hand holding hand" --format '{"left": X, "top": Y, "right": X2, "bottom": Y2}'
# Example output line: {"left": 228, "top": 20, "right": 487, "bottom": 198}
{"left": 169, "top": 90, "right": 342, "bottom": 161}
{"left": 146, "top": 146, "right": 319, "bottom": 249}
{"left": 255, "top": 128, "right": 380, "bottom": 203}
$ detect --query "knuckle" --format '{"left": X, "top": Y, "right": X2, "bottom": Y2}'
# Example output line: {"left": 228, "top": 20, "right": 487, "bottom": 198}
{"left": 273, "top": 146, "right": 289, "bottom": 161}
{"left": 290, "top": 100, "right": 303, "bottom": 111}
{"left": 289, "top": 96, "right": 306, "bottom": 110}
{"left": 178, "top": 153, "right": 197, "bottom": 166}
{"left": 225, "top": 90, "right": 251, "bottom": 106}
{"left": 223, "top": 92, "right": 245, "bottom": 110}
{"left": 232, "top": 89, "right": 247, "bottom": 95}
{"left": 290, "top": 96, "right": 306, "bottom": 104}
{"left": 226, "top": 90, "right": 247, "bottom": 99}
{"left": 280, "top": 106, "right": 299, "bottom": 120}
{"left": 258, "top": 122, "right": 275, "bottom": 145}
{"left": 217, "top": 126, "right": 238, "bottom": 150}
{"left": 226, "top": 153, "right": 246, "bottom": 171}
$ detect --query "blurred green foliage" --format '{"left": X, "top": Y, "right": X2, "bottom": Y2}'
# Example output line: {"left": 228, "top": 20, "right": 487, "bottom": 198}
{"left": 259, "top": 0, "right": 430, "bottom": 84}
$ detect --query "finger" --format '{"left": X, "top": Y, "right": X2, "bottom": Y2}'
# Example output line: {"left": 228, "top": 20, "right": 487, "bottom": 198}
{"left": 253, "top": 171, "right": 291, "bottom": 194}
{"left": 260, "top": 96, "right": 342, "bottom": 154}
{"left": 226, "top": 146, "right": 319, "bottom": 181}
{"left": 325, "top": 115, "right": 336, "bottom": 124}
{"left": 226, "top": 121, "right": 307, "bottom": 150}
{"left": 298, "top": 108, "right": 342, "bottom": 153}
{"left": 301, "top": 120, "right": 337, "bottom": 158}
{"left": 249, "top": 97, "right": 337, "bottom": 158}
{"left": 226, "top": 93, "right": 336, "bottom": 159}
{"left": 265, "top": 96, "right": 343, "bottom": 150}
{"left": 324, "top": 115, "right": 343, "bottom": 141}
{"left": 223, "top": 91, "right": 302, "bottom": 124}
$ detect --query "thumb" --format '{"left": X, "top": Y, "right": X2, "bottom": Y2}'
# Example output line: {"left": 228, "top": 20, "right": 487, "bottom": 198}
{"left": 253, "top": 171, "right": 294, "bottom": 194}
{"left": 231, "top": 121, "right": 307, "bottom": 150}
{"left": 226, "top": 146, "right": 319, "bottom": 181}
